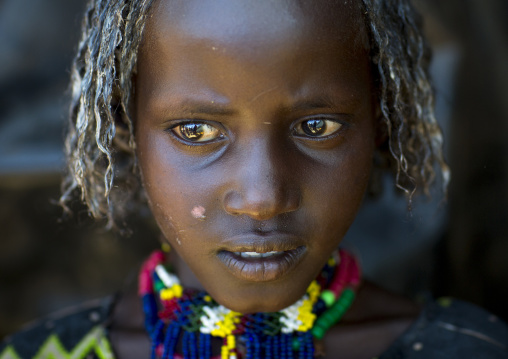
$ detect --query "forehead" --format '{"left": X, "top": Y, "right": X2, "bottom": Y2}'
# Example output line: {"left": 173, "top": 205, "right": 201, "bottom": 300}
{"left": 138, "top": 0, "right": 373, "bottom": 114}
{"left": 143, "top": 0, "right": 368, "bottom": 57}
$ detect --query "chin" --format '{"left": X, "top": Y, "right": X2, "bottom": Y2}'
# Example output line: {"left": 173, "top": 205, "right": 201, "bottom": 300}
{"left": 211, "top": 284, "right": 308, "bottom": 314}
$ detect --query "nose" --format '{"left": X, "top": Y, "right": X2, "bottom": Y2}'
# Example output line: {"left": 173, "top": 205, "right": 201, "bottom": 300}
{"left": 222, "top": 137, "right": 300, "bottom": 221}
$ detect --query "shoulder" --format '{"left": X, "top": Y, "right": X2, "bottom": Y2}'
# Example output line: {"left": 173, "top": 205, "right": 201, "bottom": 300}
{"left": 380, "top": 298, "right": 508, "bottom": 359}
{"left": 0, "top": 297, "right": 116, "bottom": 359}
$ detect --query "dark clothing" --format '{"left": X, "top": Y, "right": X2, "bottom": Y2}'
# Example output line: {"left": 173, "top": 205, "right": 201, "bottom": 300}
{"left": 379, "top": 298, "right": 508, "bottom": 358}
{"left": 1, "top": 297, "right": 507, "bottom": 358}
{"left": 0, "top": 297, "right": 115, "bottom": 359}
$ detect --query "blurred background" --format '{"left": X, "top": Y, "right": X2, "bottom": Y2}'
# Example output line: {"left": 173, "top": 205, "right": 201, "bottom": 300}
{"left": 0, "top": 0, "right": 507, "bottom": 338}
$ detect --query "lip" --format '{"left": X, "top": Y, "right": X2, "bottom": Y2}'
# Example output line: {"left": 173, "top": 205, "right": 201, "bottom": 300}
{"left": 216, "top": 233, "right": 306, "bottom": 282}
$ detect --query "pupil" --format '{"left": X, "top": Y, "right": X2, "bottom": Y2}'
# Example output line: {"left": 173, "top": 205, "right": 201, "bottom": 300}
{"left": 181, "top": 123, "right": 204, "bottom": 140}
{"left": 302, "top": 119, "right": 326, "bottom": 136}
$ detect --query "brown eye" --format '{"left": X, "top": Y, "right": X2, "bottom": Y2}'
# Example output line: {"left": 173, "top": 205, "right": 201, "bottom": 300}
{"left": 172, "top": 122, "right": 221, "bottom": 142}
{"left": 296, "top": 118, "right": 342, "bottom": 138}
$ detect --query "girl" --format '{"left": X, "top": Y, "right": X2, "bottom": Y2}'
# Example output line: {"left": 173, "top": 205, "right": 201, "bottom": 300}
{"left": 1, "top": 0, "right": 507, "bottom": 358}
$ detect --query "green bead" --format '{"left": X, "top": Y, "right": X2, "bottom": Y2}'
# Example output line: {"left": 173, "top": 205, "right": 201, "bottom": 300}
{"left": 336, "top": 301, "right": 347, "bottom": 308}
{"left": 329, "top": 306, "right": 345, "bottom": 320}
{"left": 154, "top": 280, "right": 165, "bottom": 291}
{"left": 332, "top": 304, "right": 346, "bottom": 314}
{"left": 292, "top": 336, "right": 301, "bottom": 351}
{"left": 311, "top": 325, "right": 325, "bottom": 340}
{"left": 312, "top": 288, "right": 357, "bottom": 341}
{"left": 343, "top": 289, "right": 355, "bottom": 300}
{"left": 320, "top": 290, "right": 336, "bottom": 307}
{"left": 319, "top": 316, "right": 333, "bottom": 327}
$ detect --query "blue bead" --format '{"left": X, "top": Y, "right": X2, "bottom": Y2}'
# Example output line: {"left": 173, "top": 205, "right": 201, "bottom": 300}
{"left": 199, "top": 333, "right": 211, "bottom": 359}
{"left": 162, "top": 323, "right": 180, "bottom": 359}
{"left": 198, "top": 333, "right": 205, "bottom": 359}
{"left": 150, "top": 320, "right": 164, "bottom": 343}
{"left": 287, "top": 334, "right": 294, "bottom": 359}
{"left": 151, "top": 329, "right": 160, "bottom": 359}
{"left": 273, "top": 334, "right": 280, "bottom": 358}
{"left": 280, "top": 334, "right": 288, "bottom": 359}
{"left": 264, "top": 335, "right": 272, "bottom": 359}
{"left": 153, "top": 271, "right": 160, "bottom": 282}
{"left": 298, "top": 334, "right": 305, "bottom": 359}
{"left": 143, "top": 294, "right": 159, "bottom": 332}
{"left": 189, "top": 332, "right": 197, "bottom": 359}
{"left": 182, "top": 331, "right": 190, "bottom": 359}
{"left": 306, "top": 333, "right": 314, "bottom": 359}
{"left": 252, "top": 332, "right": 261, "bottom": 359}
{"left": 245, "top": 333, "right": 252, "bottom": 359}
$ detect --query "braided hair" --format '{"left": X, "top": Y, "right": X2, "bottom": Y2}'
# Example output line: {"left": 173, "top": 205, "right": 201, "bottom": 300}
{"left": 61, "top": 0, "right": 450, "bottom": 228}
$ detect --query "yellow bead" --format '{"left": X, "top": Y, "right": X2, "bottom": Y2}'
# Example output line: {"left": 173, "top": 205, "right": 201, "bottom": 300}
{"left": 160, "top": 288, "right": 175, "bottom": 300}
{"left": 438, "top": 297, "right": 453, "bottom": 308}
{"left": 161, "top": 243, "right": 171, "bottom": 253}
{"left": 227, "top": 335, "right": 235, "bottom": 349}
{"left": 204, "top": 295, "right": 212, "bottom": 302}
{"left": 173, "top": 284, "right": 183, "bottom": 297}
{"left": 307, "top": 281, "right": 321, "bottom": 302}
{"left": 221, "top": 346, "right": 229, "bottom": 359}
{"left": 212, "top": 328, "right": 226, "bottom": 337}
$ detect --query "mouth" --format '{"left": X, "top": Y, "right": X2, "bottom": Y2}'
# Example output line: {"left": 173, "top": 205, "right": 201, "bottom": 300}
{"left": 233, "top": 251, "right": 282, "bottom": 258}
{"left": 216, "top": 234, "right": 306, "bottom": 282}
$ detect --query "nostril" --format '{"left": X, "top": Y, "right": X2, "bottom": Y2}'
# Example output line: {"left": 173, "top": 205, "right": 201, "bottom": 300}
{"left": 223, "top": 191, "right": 243, "bottom": 216}
{"left": 222, "top": 188, "right": 300, "bottom": 220}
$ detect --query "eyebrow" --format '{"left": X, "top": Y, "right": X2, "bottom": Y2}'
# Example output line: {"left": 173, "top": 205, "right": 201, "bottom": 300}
{"left": 288, "top": 94, "right": 357, "bottom": 113}
{"left": 157, "top": 94, "right": 357, "bottom": 118}
{"left": 165, "top": 99, "right": 237, "bottom": 117}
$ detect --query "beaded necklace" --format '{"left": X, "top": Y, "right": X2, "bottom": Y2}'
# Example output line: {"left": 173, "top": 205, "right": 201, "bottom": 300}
{"left": 139, "top": 248, "right": 361, "bottom": 359}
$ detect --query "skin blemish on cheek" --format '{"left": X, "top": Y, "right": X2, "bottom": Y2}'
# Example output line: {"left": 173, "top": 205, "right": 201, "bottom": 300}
{"left": 191, "top": 205, "right": 207, "bottom": 220}
{"left": 263, "top": 122, "right": 272, "bottom": 125}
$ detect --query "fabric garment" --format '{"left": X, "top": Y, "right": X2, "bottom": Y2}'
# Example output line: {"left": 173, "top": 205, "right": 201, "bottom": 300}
{"left": 378, "top": 298, "right": 508, "bottom": 358}
{"left": 1, "top": 297, "right": 507, "bottom": 358}
{"left": 0, "top": 297, "right": 115, "bottom": 359}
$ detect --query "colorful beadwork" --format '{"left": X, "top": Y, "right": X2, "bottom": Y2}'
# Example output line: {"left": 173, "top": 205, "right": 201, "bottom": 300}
{"left": 139, "top": 248, "right": 361, "bottom": 359}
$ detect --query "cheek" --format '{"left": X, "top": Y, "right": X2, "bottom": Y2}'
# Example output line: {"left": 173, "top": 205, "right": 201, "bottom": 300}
{"left": 137, "top": 131, "right": 194, "bottom": 245}
{"left": 137, "top": 129, "right": 226, "bottom": 253}
{"left": 303, "top": 137, "right": 374, "bottom": 246}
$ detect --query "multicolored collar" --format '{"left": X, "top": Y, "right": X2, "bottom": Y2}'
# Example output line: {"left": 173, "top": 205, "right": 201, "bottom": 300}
{"left": 139, "top": 249, "right": 360, "bottom": 359}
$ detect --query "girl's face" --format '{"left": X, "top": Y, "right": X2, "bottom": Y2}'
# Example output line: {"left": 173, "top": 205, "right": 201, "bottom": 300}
{"left": 135, "top": 0, "right": 377, "bottom": 313}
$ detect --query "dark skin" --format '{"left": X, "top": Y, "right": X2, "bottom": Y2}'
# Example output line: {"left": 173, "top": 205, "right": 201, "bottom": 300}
{"left": 110, "top": 0, "right": 421, "bottom": 357}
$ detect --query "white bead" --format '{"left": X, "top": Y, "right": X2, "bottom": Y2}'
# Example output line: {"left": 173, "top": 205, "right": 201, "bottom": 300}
{"left": 155, "top": 265, "right": 180, "bottom": 287}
